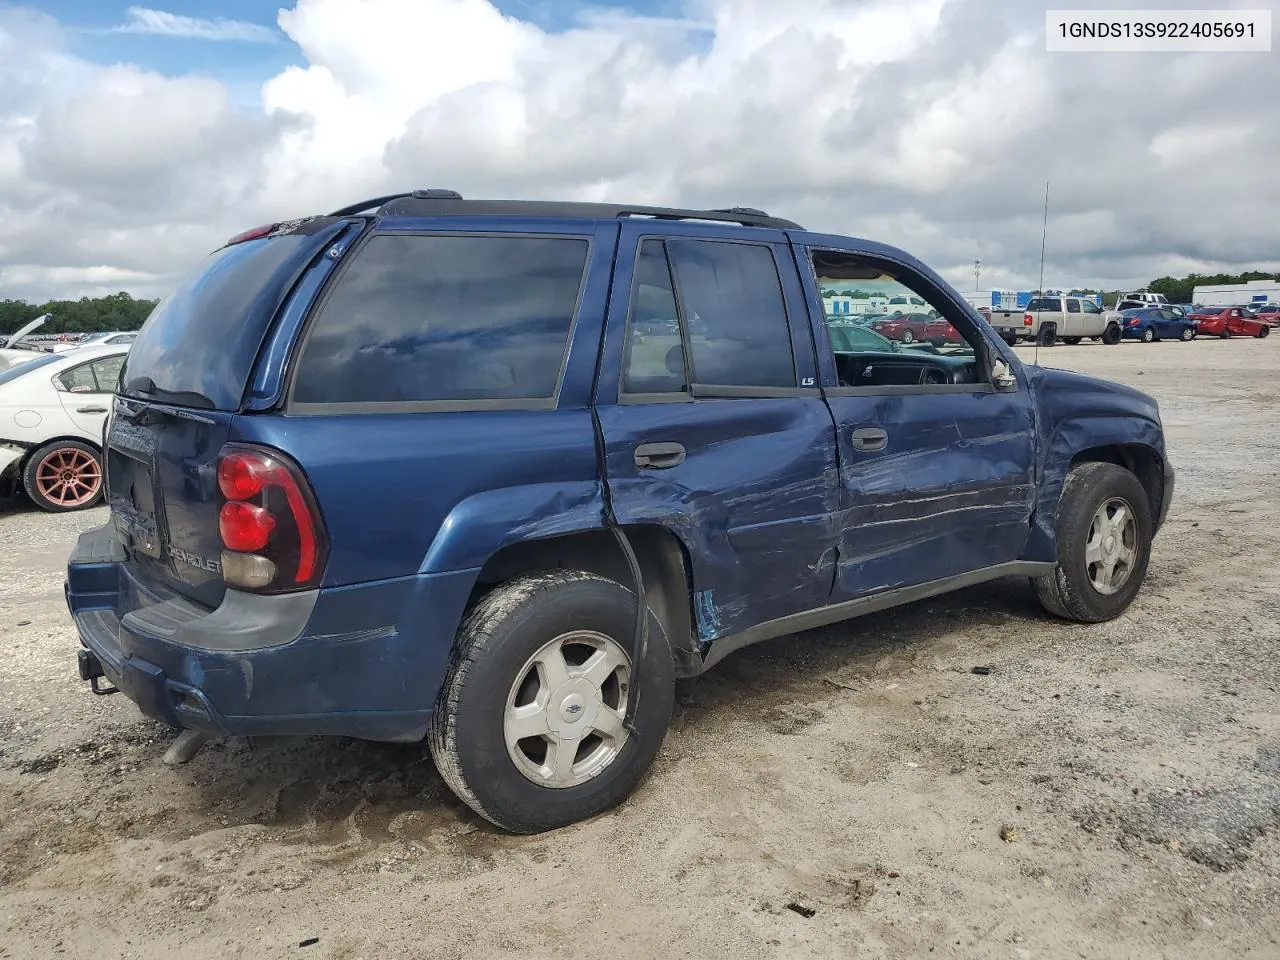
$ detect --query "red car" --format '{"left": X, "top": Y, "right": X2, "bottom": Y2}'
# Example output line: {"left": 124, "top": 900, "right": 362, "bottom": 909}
{"left": 1189, "top": 306, "right": 1271, "bottom": 339}
{"left": 868, "top": 311, "right": 963, "bottom": 345}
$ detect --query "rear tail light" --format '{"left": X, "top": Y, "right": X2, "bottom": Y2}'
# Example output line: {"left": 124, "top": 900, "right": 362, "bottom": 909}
{"left": 1023, "top": 313, "right": 1033, "bottom": 326}
{"left": 216, "top": 444, "right": 328, "bottom": 593}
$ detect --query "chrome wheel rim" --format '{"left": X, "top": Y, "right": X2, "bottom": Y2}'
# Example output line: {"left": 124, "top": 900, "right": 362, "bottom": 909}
{"left": 1085, "top": 498, "right": 1139, "bottom": 595}
{"left": 504, "top": 630, "right": 631, "bottom": 789}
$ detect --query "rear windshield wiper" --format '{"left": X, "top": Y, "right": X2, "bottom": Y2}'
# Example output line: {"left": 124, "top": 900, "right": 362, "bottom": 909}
{"left": 122, "top": 377, "right": 216, "bottom": 410}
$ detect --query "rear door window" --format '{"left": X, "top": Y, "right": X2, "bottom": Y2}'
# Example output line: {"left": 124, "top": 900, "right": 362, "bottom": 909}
{"left": 291, "top": 234, "right": 590, "bottom": 408}
{"left": 666, "top": 239, "right": 796, "bottom": 389}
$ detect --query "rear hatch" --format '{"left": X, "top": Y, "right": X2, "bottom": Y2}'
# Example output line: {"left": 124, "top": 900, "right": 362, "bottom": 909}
{"left": 107, "top": 217, "right": 352, "bottom": 610}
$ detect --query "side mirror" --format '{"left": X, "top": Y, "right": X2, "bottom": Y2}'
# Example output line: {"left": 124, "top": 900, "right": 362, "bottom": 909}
{"left": 992, "top": 358, "right": 1016, "bottom": 391}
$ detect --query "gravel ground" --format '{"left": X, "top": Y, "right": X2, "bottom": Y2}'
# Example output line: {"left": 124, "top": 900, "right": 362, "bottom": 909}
{"left": 1, "top": 337, "right": 1278, "bottom": 960}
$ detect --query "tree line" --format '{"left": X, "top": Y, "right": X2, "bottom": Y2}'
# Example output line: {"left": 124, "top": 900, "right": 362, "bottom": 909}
{"left": 0, "top": 292, "right": 158, "bottom": 337}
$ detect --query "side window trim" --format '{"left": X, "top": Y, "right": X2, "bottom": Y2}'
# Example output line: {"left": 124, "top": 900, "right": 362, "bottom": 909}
{"left": 285, "top": 230, "right": 593, "bottom": 415}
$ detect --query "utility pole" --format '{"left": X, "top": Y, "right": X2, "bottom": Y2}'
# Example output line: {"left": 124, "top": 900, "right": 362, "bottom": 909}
{"left": 974, "top": 258, "right": 982, "bottom": 292}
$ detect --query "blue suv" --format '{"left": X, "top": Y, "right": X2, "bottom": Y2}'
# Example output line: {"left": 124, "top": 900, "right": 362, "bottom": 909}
{"left": 66, "top": 190, "right": 1174, "bottom": 833}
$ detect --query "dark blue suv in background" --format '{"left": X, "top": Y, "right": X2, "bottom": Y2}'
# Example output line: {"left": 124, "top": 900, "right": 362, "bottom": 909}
{"left": 66, "top": 190, "right": 1174, "bottom": 833}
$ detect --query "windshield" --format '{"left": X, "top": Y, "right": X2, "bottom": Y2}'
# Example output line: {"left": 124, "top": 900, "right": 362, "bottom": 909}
{"left": 120, "top": 226, "right": 342, "bottom": 410}
{"left": 0, "top": 352, "right": 61, "bottom": 387}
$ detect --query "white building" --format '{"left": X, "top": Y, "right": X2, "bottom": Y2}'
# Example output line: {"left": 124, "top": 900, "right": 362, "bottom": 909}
{"left": 1191, "top": 279, "right": 1280, "bottom": 307}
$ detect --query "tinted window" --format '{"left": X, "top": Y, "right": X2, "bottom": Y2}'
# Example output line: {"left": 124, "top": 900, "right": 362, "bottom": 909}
{"left": 1026, "top": 298, "right": 1058, "bottom": 311}
{"left": 293, "top": 235, "right": 588, "bottom": 406}
{"left": 1066, "top": 299, "right": 1081, "bottom": 313}
{"left": 122, "top": 232, "right": 332, "bottom": 410}
{"left": 667, "top": 239, "right": 795, "bottom": 388}
{"left": 622, "top": 241, "right": 685, "bottom": 394}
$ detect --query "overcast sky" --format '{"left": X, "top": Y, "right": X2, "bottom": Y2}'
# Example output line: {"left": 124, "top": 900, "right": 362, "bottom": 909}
{"left": 1, "top": 0, "right": 1277, "bottom": 303}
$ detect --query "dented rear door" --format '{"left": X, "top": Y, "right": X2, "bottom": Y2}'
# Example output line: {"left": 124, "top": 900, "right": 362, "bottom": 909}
{"left": 594, "top": 221, "right": 840, "bottom": 646}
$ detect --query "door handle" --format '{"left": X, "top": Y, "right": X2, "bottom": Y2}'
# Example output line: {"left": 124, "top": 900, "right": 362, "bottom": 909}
{"left": 850, "top": 427, "right": 888, "bottom": 452}
{"left": 634, "top": 442, "right": 686, "bottom": 469}
{"left": 77, "top": 407, "right": 109, "bottom": 414}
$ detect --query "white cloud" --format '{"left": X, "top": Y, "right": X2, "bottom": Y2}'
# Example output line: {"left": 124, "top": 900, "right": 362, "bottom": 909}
{"left": 113, "top": 6, "right": 278, "bottom": 43}
{"left": 1, "top": 0, "right": 1278, "bottom": 304}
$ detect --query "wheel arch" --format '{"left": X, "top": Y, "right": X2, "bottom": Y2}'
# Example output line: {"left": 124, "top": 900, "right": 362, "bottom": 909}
{"left": 470, "top": 524, "right": 701, "bottom": 678}
{"left": 1023, "top": 414, "right": 1168, "bottom": 562}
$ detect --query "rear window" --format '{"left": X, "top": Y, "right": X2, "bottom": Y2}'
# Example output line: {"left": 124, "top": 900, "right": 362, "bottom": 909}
{"left": 121, "top": 229, "right": 337, "bottom": 410}
{"left": 291, "top": 234, "right": 589, "bottom": 407}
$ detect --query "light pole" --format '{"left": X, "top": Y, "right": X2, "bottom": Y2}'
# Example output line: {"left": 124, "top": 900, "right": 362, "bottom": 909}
{"left": 974, "top": 258, "right": 982, "bottom": 292}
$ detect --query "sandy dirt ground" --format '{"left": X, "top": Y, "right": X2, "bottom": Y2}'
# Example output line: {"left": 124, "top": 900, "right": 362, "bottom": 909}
{"left": 1, "top": 337, "right": 1278, "bottom": 960}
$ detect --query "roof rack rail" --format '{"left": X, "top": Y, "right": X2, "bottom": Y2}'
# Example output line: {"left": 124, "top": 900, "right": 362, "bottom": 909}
{"left": 351, "top": 192, "right": 801, "bottom": 230}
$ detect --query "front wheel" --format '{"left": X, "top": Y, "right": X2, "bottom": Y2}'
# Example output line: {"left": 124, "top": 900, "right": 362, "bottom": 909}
{"left": 1220, "top": 330, "right": 1231, "bottom": 339}
{"left": 1101, "top": 323, "right": 1122, "bottom": 345}
{"left": 901, "top": 330, "right": 915, "bottom": 344}
{"left": 23, "top": 440, "right": 104, "bottom": 512}
{"left": 1259, "top": 326, "right": 1270, "bottom": 339}
{"left": 428, "top": 570, "right": 675, "bottom": 834}
{"left": 1033, "top": 462, "right": 1153, "bottom": 623}
{"left": 1180, "top": 326, "right": 1194, "bottom": 341}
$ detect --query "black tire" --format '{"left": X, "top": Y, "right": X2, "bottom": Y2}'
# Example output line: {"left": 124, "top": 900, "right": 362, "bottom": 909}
{"left": 1220, "top": 330, "right": 1230, "bottom": 339}
{"left": 22, "top": 439, "right": 104, "bottom": 513}
{"left": 1180, "top": 326, "right": 1194, "bottom": 342}
{"left": 1037, "top": 322, "right": 1057, "bottom": 347}
{"left": 1259, "top": 326, "right": 1270, "bottom": 339}
{"left": 1062, "top": 336, "right": 1082, "bottom": 345}
{"left": 1002, "top": 334, "right": 1018, "bottom": 347}
{"left": 428, "top": 570, "right": 675, "bottom": 834}
{"left": 1141, "top": 327, "right": 1155, "bottom": 343}
{"left": 1032, "top": 462, "right": 1153, "bottom": 623}
{"left": 1101, "top": 323, "right": 1121, "bottom": 345}
{"left": 901, "top": 330, "right": 915, "bottom": 344}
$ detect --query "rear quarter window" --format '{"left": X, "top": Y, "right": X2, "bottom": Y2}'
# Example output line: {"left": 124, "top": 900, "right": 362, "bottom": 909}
{"left": 290, "top": 234, "right": 590, "bottom": 408}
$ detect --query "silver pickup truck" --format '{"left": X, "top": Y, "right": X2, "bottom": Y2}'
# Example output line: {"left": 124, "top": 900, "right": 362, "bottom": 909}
{"left": 989, "top": 296, "right": 1121, "bottom": 346}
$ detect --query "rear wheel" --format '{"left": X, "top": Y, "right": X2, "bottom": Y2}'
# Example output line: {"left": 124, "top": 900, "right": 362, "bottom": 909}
{"left": 1220, "top": 329, "right": 1231, "bottom": 339}
{"left": 1141, "top": 327, "right": 1155, "bottom": 343}
{"left": 428, "top": 570, "right": 675, "bottom": 834}
{"left": 901, "top": 330, "right": 915, "bottom": 344}
{"left": 1033, "top": 462, "right": 1152, "bottom": 623}
{"left": 1037, "top": 322, "right": 1058, "bottom": 346}
{"left": 1258, "top": 326, "right": 1270, "bottom": 339}
{"left": 23, "top": 440, "right": 104, "bottom": 513}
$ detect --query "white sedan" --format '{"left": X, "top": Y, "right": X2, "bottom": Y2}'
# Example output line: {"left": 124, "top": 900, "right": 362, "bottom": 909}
{"left": 0, "top": 344, "right": 129, "bottom": 512}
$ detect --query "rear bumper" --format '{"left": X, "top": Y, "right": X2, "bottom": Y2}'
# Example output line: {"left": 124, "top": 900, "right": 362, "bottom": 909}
{"left": 65, "top": 523, "right": 478, "bottom": 742}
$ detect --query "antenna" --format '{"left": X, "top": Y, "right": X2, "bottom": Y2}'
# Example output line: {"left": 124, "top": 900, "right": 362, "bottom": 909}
{"left": 1034, "top": 180, "right": 1050, "bottom": 367}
